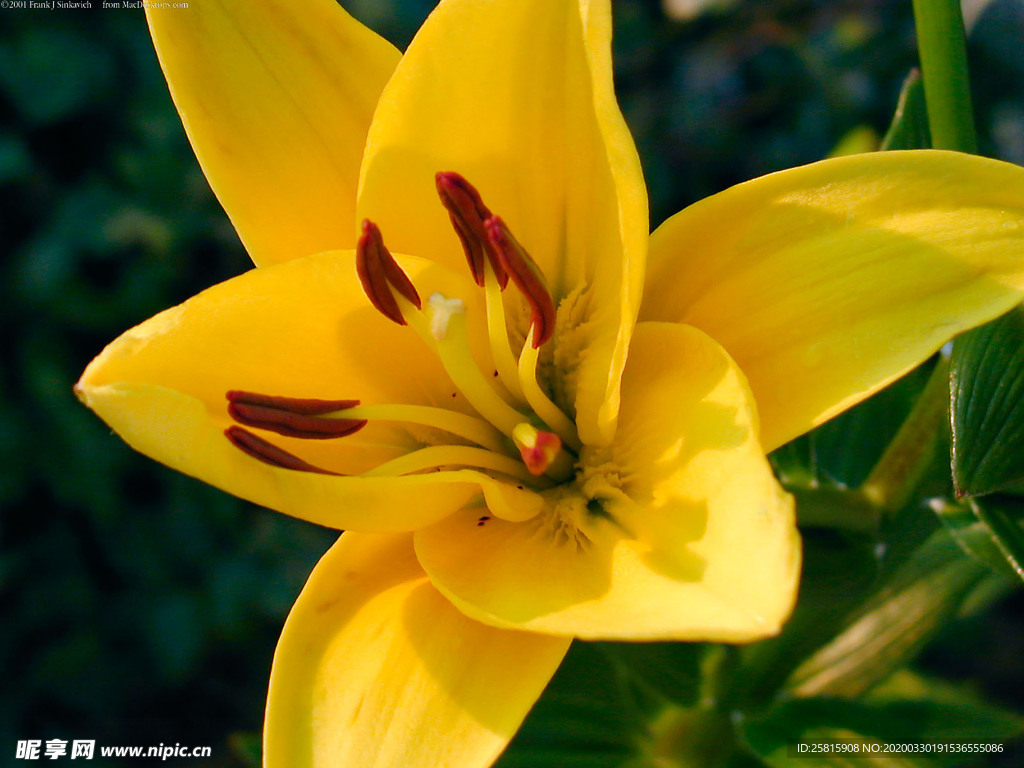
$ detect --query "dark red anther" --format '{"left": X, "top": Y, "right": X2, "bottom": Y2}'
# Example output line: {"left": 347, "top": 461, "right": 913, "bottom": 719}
{"left": 226, "top": 391, "right": 366, "bottom": 440}
{"left": 225, "top": 426, "right": 343, "bottom": 475}
{"left": 435, "top": 172, "right": 509, "bottom": 289}
{"left": 356, "top": 220, "right": 422, "bottom": 325}
{"left": 485, "top": 216, "right": 556, "bottom": 348}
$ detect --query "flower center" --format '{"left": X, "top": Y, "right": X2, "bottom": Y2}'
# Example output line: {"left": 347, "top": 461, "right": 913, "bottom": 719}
{"left": 223, "top": 172, "right": 581, "bottom": 493}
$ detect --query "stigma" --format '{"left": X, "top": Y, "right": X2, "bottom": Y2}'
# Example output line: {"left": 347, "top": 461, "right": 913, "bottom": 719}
{"left": 426, "top": 293, "right": 465, "bottom": 340}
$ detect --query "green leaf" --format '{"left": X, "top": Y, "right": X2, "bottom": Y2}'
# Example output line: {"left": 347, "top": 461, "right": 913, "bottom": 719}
{"left": 950, "top": 305, "right": 1024, "bottom": 497}
{"left": 969, "top": 497, "right": 1024, "bottom": 581}
{"left": 739, "top": 706, "right": 931, "bottom": 768}
{"left": 771, "top": 364, "right": 931, "bottom": 491}
{"left": 728, "top": 507, "right": 978, "bottom": 709}
{"left": 500, "top": 643, "right": 755, "bottom": 768}
{"left": 881, "top": 69, "right": 931, "bottom": 151}
{"left": 785, "top": 527, "right": 988, "bottom": 699}
{"left": 866, "top": 668, "right": 1024, "bottom": 744}
{"left": 495, "top": 642, "right": 644, "bottom": 768}
{"left": 598, "top": 641, "right": 708, "bottom": 708}
{"left": 725, "top": 531, "right": 881, "bottom": 711}
{"left": 739, "top": 687, "right": 1022, "bottom": 768}
{"left": 932, "top": 497, "right": 1024, "bottom": 582}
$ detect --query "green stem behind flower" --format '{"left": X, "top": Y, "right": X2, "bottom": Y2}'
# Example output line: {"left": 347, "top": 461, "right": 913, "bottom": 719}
{"left": 911, "top": 0, "right": 978, "bottom": 153}
{"left": 861, "top": 355, "right": 949, "bottom": 515}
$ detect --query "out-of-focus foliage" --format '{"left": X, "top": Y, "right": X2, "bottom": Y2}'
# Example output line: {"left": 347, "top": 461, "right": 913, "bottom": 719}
{"left": 3, "top": 1, "right": 1024, "bottom": 766}
{"left": 0, "top": 6, "right": 333, "bottom": 765}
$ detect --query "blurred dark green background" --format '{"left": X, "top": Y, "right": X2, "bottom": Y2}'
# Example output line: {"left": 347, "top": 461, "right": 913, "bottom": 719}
{"left": 2, "top": 0, "right": 1024, "bottom": 765}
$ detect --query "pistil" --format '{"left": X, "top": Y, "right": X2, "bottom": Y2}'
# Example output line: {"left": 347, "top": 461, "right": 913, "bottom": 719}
{"left": 404, "top": 297, "right": 528, "bottom": 439}
{"left": 512, "top": 422, "right": 574, "bottom": 482}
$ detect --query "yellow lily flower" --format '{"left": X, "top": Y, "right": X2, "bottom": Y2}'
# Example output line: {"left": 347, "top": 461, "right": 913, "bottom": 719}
{"left": 74, "top": 0, "right": 1024, "bottom": 765}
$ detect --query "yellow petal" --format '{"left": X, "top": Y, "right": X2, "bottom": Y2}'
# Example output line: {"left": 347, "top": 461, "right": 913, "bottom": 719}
{"left": 357, "top": 0, "right": 648, "bottom": 446}
{"left": 641, "top": 150, "right": 1024, "bottom": 451}
{"left": 265, "top": 532, "right": 570, "bottom": 768}
{"left": 416, "top": 323, "right": 801, "bottom": 641}
{"left": 146, "top": 0, "right": 399, "bottom": 265}
{"left": 76, "top": 251, "right": 492, "bottom": 532}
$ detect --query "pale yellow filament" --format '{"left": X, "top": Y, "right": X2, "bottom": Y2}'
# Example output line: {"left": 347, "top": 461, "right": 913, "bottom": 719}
{"left": 362, "top": 445, "right": 544, "bottom": 485}
{"left": 517, "top": 329, "right": 581, "bottom": 451}
{"left": 340, "top": 404, "right": 509, "bottom": 454}
{"left": 482, "top": 260, "right": 526, "bottom": 404}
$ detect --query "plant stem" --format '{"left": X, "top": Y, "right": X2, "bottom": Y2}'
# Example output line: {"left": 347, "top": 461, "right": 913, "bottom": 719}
{"left": 861, "top": 356, "right": 949, "bottom": 515}
{"left": 791, "top": 486, "right": 879, "bottom": 534}
{"left": 911, "top": 0, "right": 978, "bottom": 153}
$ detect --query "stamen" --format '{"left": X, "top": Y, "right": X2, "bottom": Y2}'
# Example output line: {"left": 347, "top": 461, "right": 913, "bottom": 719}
{"left": 485, "top": 215, "right": 556, "bottom": 348}
{"left": 517, "top": 329, "right": 582, "bottom": 451}
{"left": 435, "top": 172, "right": 508, "bottom": 288}
{"left": 356, "top": 219, "right": 421, "bottom": 325}
{"left": 362, "top": 444, "right": 545, "bottom": 486}
{"left": 482, "top": 257, "right": 526, "bottom": 403}
{"left": 436, "top": 172, "right": 524, "bottom": 401}
{"left": 341, "top": 403, "right": 508, "bottom": 453}
{"left": 512, "top": 423, "right": 573, "bottom": 481}
{"left": 225, "top": 426, "right": 342, "bottom": 475}
{"left": 226, "top": 391, "right": 367, "bottom": 439}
